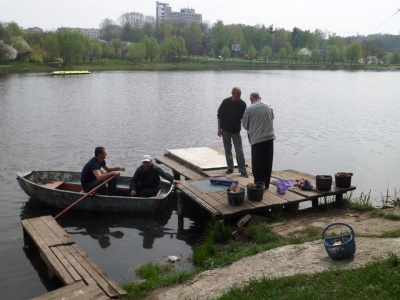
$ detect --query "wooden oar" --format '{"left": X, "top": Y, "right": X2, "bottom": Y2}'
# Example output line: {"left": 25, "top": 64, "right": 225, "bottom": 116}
{"left": 54, "top": 175, "right": 116, "bottom": 220}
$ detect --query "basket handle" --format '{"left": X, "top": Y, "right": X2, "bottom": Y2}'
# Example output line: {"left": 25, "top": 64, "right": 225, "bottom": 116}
{"left": 322, "top": 222, "right": 355, "bottom": 240}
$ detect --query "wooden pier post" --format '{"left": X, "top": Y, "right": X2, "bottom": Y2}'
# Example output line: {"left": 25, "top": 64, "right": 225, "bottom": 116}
{"left": 177, "top": 190, "right": 184, "bottom": 216}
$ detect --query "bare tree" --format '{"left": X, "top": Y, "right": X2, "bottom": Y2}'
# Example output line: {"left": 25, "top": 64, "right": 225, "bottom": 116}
{"left": 100, "top": 18, "right": 117, "bottom": 42}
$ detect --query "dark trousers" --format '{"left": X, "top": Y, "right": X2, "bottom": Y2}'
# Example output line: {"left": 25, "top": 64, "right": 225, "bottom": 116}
{"left": 251, "top": 140, "right": 274, "bottom": 189}
{"left": 83, "top": 177, "right": 117, "bottom": 195}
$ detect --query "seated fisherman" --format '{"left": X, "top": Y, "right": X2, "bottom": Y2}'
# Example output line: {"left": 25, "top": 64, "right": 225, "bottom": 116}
{"left": 81, "top": 146, "right": 125, "bottom": 195}
{"left": 129, "top": 155, "right": 181, "bottom": 197}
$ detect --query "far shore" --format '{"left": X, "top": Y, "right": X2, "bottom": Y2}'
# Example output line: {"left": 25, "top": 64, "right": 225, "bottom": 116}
{"left": 1, "top": 59, "right": 399, "bottom": 74}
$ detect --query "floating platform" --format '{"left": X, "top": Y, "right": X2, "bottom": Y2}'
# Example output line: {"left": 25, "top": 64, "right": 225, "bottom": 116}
{"left": 21, "top": 216, "right": 126, "bottom": 299}
{"left": 155, "top": 147, "right": 356, "bottom": 219}
{"left": 50, "top": 70, "right": 91, "bottom": 75}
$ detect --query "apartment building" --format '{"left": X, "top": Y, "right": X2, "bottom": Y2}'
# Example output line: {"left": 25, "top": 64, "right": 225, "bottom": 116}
{"left": 156, "top": 1, "right": 202, "bottom": 26}
{"left": 68, "top": 27, "right": 101, "bottom": 39}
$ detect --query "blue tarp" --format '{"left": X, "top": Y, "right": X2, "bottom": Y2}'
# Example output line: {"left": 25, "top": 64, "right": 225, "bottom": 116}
{"left": 209, "top": 178, "right": 239, "bottom": 186}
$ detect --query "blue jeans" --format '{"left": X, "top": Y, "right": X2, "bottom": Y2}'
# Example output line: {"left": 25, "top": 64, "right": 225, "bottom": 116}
{"left": 222, "top": 130, "right": 246, "bottom": 173}
{"left": 83, "top": 177, "right": 117, "bottom": 195}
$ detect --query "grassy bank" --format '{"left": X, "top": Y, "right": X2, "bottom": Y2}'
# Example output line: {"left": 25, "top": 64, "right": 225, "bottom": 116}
{"left": 218, "top": 254, "right": 400, "bottom": 300}
{"left": 1, "top": 58, "right": 399, "bottom": 74}
{"left": 122, "top": 191, "right": 400, "bottom": 299}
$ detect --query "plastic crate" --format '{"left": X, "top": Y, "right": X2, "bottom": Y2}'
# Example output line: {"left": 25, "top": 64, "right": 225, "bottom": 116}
{"left": 322, "top": 222, "right": 356, "bottom": 260}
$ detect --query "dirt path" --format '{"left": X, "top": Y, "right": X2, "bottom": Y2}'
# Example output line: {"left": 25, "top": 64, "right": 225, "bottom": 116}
{"left": 146, "top": 208, "right": 400, "bottom": 300}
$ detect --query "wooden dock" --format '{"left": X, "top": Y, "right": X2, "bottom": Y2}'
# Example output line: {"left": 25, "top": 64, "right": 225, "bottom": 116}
{"left": 155, "top": 147, "right": 356, "bottom": 219}
{"left": 21, "top": 216, "right": 126, "bottom": 299}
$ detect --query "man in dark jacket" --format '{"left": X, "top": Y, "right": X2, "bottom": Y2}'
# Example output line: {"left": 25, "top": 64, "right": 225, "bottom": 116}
{"left": 129, "top": 155, "right": 181, "bottom": 197}
{"left": 217, "top": 87, "right": 248, "bottom": 177}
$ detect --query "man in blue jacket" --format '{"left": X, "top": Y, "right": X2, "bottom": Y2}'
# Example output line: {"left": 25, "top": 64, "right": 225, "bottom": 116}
{"left": 241, "top": 92, "right": 275, "bottom": 189}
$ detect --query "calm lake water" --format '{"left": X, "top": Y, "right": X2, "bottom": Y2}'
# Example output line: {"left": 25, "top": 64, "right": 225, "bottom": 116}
{"left": 1, "top": 70, "right": 399, "bottom": 299}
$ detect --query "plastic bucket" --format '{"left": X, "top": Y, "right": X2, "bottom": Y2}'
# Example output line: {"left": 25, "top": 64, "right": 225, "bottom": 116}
{"left": 316, "top": 175, "right": 332, "bottom": 191}
{"left": 227, "top": 187, "right": 245, "bottom": 206}
{"left": 335, "top": 172, "right": 352, "bottom": 188}
{"left": 247, "top": 182, "right": 265, "bottom": 201}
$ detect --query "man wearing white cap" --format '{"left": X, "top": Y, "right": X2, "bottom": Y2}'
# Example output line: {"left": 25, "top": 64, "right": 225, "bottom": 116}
{"left": 129, "top": 155, "right": 181, "bottom": 197}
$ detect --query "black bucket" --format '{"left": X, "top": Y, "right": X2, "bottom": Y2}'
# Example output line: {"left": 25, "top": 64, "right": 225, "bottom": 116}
{"left": 227, "top": 187, "right": 245, "bottom": 206}
{"left": 246, "top": 182, "right": 265, "bottom": 201}
{"left": 335, "top": 172, "right": 353, "bottom": 188}
{"left": 316, "top": 175, "right": 332, "bottom": 191}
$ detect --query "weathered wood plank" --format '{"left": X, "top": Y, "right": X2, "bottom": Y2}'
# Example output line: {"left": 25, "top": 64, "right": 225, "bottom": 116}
{"left": 272, "top": 170, "right": 350, "bottom": 198}
{"left": 52, "top": 246, "right": 82, "bottom": 282}
{"left": 59, "top": 245, "right": 97, "bottom": 286}
{"left": 166, "top": 147, "right": 228, "bottom": 170}
{"left": 31, "top": 280, "right": 86, "bottom": 300}
{"left": 208, "top": 191, "right": 260, "bottom": 213}
{"left": 21, "top": 219, "right": 75, "bottom": 285}
{"left": 42, "top": 181, "right": 64, "bottom": 189}
{"left": 72, "top": 244, "right": 126, "bottom": 296}
{"left": 40, "top": 216, "right": 74, "bottom": 245}
{"left": 26, "top": 217, "right": 65, "bottom": 247}
{"left": 66, "top": 245, "right": 119, "bottom": 297}
{"left": 33, "top": 283, "right": 108, "bottom": 300}
{"left": 178, "top": 181, "right": 224, "bottom": 216}
{"left": 155, "top": 155, "right": 206, "bottom": 180}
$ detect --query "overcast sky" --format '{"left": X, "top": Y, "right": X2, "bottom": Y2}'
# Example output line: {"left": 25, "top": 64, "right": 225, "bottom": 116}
{"left": 1, "top": 0, "right": 399, "bottom": 37}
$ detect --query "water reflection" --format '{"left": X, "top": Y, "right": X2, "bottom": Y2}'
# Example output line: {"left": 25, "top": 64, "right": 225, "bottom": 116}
{"left": 60, "top": 202, "right": 174, "bottom": 249}
{"left": 20, "top": 193, "right": 210, "bottom": 251}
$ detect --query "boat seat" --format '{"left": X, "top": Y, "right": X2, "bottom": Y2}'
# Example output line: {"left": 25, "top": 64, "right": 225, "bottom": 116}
{"left": 43, "top": 181, "right": 64, "bottom": 189}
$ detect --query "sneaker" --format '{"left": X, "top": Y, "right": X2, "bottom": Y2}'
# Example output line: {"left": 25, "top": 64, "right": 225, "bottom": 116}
{"left": 225, "top": 169, "right": 233, "bottom": 174}
{"left": 241, "top": 172, "right": 249, "bottom": 178}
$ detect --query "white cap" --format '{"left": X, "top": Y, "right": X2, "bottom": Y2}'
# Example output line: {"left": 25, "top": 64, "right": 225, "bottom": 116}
{"left": 142, "top": 155, "right": 152, "bottom": 162}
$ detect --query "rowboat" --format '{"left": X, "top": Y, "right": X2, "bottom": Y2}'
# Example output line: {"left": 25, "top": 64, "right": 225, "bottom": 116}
{"left": 50, "top": 70, "right": 91, "bottom": 75}
{"left": 16, "top": 171, "right": 174, "bottom": 214}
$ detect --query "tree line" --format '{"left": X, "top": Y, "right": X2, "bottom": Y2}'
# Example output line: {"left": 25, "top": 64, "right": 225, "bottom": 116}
{"left": 1, "top": 11, "right": 400, "bottom": 65}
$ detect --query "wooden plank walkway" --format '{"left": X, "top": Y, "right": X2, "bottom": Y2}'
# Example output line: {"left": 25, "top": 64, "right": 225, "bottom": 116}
{"left": 21, "top": 216, "right": 126, "bottom": 300}
{"left": 155, "top": 147, "right": 356, "bottom": 219}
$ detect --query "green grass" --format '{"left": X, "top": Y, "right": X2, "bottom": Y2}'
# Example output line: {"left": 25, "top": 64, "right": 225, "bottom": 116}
{"left": 218, "top": 254, "right": 400, "bottom": 300}
{"left": 2, "top": 59, "right": 400, "bottom": 74}
{"left": 123, "top": 262, "right": 194, "bottom": 298}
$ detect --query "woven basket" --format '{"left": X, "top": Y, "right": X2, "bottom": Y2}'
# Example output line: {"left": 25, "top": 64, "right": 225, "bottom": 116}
{"left": 227, "top": 187, "right": 245, "bottom": 206}
{"left": 322, "top": 222, "right": 356, "bottom": 260}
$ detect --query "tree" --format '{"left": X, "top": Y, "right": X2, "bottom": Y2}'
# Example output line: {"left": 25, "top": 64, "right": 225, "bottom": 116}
{"left": 327, "top": 45, "right": 339, "bottom": 64}
{"left": 56, "top": 28, "right": 85, "bottom": 65}
{"left": 127, "top": 42, "right": 146, "bottom": 61}
{"left": 92, "top": 40, "right": 102, "bottom": 62}
{"left": 393, "top": 50, "right": 400, "bottom": 63}
{"left": 100, "top": 19, "right": 120, "bottom": 42}
{"left": 260, "top": 45, "right": 272, "bottom": 62}
{"left": 345, "top": 41, "right": 362, "bottom": 65}
{"left": 182, "top": 22, "right": 203, "bottom": 58}
{"left": 144, "top": 36, "right": 160, "bottom": 62}
{"left": 160, "top": 36, "right": 187, "bottom": 62}
{"left": 220, "top": 45, "right": 230, "bottom": 60}
{"left": 43, "top": 33, "right": 60, "bottom": 61}
{"left": 277, "top": 48, "right": 287, "bottom": 63}
{"left": 12, "top": 37, "right": 31, "bottom": 61}
{"left": 0, "top": 40, "right": 17, "bottom": 60}
{"left": 291, "top": 27, "right": 302, "bottom": 49}
{"left": 298, "top": 48, "right": 311, "bottom": 62}
{"left": 210, "top": 21, "right": 230, "bottom": 55}
{"left": 310, "top": 49, "right": 320, "bottom": 63}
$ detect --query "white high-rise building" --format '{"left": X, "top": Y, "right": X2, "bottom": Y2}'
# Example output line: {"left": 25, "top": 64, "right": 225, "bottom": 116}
{"left": 156, "top": 1, "right": 202, "bottom": 26}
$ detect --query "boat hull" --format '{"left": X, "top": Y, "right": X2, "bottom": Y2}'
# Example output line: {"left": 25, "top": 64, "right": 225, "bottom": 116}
{"left": 16, "top": 171, "right": 173, "bottom": 214}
